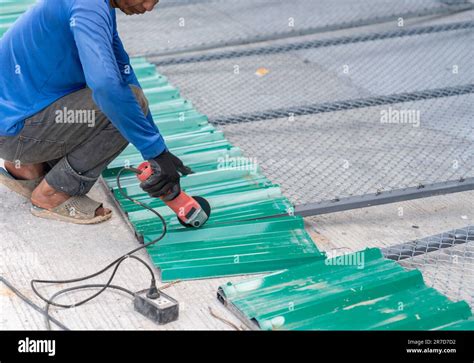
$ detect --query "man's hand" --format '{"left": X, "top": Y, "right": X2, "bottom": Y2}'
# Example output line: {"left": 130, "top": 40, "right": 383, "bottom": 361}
{"left": 139, "top": 151, "right": 193, "bottom": 202}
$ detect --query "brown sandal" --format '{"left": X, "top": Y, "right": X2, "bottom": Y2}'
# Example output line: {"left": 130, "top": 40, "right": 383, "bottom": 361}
{"left": 0, "top": 167, "right": 43, "bottom": 199}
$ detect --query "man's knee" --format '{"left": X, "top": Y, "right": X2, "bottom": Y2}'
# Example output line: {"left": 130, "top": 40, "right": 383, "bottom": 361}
{"left": 130, "top": 85, "right": 149, "bottom": 116}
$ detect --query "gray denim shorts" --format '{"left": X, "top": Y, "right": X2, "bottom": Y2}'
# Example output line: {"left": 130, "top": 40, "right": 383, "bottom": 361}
{"left": 0, "top": 86, "right": 148, "bottom": 196}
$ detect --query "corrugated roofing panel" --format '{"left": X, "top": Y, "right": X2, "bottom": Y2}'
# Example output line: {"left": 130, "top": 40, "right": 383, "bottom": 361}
{"left": 119, "top": 188, "right": 291, "bottom": 230}
{"left": 218, "top": 248, "right": 473, "bottom": 330}
{"left": 146, "top": 216, "right": 324, "bottom": 281}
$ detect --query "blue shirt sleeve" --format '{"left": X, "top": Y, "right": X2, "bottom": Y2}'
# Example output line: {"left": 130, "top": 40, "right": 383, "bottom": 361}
{"left": 69, "top": 0, "right": 166, "bottom": 160}
{"left": 112, "top": 14, "right": 140, "bottom": 88}
{"left": 111, "top": 14, "right": 164, "bottom": 140}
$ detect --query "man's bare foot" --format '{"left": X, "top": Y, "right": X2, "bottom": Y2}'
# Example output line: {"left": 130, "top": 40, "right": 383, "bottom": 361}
{"left": 31, "top": 179, "right": 111, "bottom": 217}
{"left": 4, "top": 161, "right": 44, "bottom": 180}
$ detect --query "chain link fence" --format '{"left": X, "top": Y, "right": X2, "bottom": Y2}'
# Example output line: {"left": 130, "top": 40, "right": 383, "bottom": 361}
{"left": 152, "top": 18, "right": 473, "bottom": 206}
{"left": 382, "top": 226, "right": 474, "bottom": 308}
{"left": 118, "top": 0, "right": 474, "bottom": 56}
{"left": 218, "top": 95, "right": 473, "bottom": 205}
{"left": 154, "top": 22, "right": 473, "bottom": 121}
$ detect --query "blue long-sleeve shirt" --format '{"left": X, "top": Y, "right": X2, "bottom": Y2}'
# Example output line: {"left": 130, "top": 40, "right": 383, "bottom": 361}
{"left": 0, "top": 0, "right": 167, "bottom": 160}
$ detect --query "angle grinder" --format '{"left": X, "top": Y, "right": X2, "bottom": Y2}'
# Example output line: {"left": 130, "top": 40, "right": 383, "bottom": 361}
{"left": 131, "top": 162, "right": 211, "bottom": 228}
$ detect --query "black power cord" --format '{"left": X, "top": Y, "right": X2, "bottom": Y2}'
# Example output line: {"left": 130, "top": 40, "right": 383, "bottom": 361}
{"left": 0, "top": 276, "right": 70, "bottom": 330}
{"left": 7, "top": 167, "right": 168, "bottom": 330}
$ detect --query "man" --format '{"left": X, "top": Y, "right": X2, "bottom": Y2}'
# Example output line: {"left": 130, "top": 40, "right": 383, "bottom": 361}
{"left": 0, "top": 0, "right": 190, "bottom": 224}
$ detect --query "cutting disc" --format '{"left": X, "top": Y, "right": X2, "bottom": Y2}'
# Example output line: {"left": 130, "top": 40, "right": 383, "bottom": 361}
{"left": 178, "top": 196, "right": 211, "bottom": 228}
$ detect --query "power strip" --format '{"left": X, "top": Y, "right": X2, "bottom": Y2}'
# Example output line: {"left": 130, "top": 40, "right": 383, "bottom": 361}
{"left": 134, "top": 291, "right": 179, "bottom": 325}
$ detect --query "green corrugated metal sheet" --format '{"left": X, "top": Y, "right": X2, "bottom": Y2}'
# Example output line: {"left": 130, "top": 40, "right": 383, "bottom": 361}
{"left": 146, "top": 216, "right": 323, "bottom": 281}
{"left": 218, "top": 248, "right": 473, "bottom": 330}
{"left": 119, "top": 187, "right": 292, "bottom": 230}
{"left": 101, "top": 57, "right": 325, "bottom": 281}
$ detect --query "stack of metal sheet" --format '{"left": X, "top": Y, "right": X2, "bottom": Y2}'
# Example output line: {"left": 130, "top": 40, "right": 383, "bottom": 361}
{"left": 218, "top": 248, "right": 474, "bottom": 330}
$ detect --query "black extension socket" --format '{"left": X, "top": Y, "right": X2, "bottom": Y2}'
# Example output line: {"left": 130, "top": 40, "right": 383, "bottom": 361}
{"left": 134, "top": 291, "right": 179, "bottom": 325}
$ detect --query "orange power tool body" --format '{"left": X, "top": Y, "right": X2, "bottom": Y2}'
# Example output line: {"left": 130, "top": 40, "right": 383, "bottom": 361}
{"left": 135, "top": 162, "right": 211, "bottom": 228}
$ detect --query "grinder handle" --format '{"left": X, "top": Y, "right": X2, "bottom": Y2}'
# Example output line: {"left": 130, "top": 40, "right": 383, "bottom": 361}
{"left": 136, "top": 161, "right": 202, "bottom": 223}
{"left": 137, "top": 161, "right": 181, "bottom": 202}
{"left": 137, "top": 162, "right": 154, "bottom": 183}
{"left": 136, "top": 161, "right": 192, "bottom": 210}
